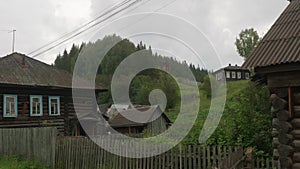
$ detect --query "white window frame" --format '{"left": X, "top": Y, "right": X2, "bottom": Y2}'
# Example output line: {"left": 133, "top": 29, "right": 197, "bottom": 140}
{"left": 226, "top": 71, "right": 231, "bottom": 78}
{"left": 237, "top": 72, "right": 242, "bottom": 79}
{"left": 245, "top": 72, "right": 250, "bottom": 79}
{"left": 48, "top": 96, "right": 60, "bottom": 116}
{"left": 30, "top": 95, "right": 43, "bottom": 117}
{"left": 3, "top": 94, "right": 18, "bottom": 118}
{"left": 231, "top": 71, "right": 236, "bottom": 79}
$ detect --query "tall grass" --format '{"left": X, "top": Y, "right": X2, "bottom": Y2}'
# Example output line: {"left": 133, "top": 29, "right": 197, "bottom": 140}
{"left": 0, "top": 156, "right": 49, "bottom": 169}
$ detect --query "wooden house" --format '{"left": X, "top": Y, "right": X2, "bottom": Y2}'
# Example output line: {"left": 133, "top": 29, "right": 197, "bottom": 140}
{"left": 213, "top": 64, "right": 250, "bottom": 82}
{"left": 0, "top": 53, "right": 107, "bottom": 136}
{"left": 108, "top": 105, "right": 171, "bottom": 136}
{"left": 243, "top": 0, "right": 300, "bottom": 168}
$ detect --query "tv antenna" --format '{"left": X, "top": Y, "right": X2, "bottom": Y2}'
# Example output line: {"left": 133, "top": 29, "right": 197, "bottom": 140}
{"left": 8, "top": 29, "right": 16, "bottom": 53}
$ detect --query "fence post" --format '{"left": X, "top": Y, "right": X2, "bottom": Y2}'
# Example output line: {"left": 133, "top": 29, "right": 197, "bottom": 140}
{"left": 245, "top": 148, "right": 254, "bottom": 169}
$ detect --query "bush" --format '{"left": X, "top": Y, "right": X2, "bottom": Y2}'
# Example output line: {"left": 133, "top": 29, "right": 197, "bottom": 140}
{"left": 206, "top": 81, "right": 272, "bottom": 157}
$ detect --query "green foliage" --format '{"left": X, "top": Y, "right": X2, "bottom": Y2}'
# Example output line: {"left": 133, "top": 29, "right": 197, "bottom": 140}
{"left": 53, "top": 34, "right": 206, "bottom": 109}
{"left": 130, "top": 70, "right": 180, "bottom": 109}
{"left": 235, "top": 28, "right": 260, "bottom": 59}
{"left": 189, "top": 64, "right": 208, "bottom": 83}
{"left": 166, "top": 80, "right": 272, "bottom": 157}
{"left": 0, "top": 156, "right": 49, "bottom": 169}
{"left": 206, "top": 81, "right": 272, "bottom": 157}
{"left": 200, "top": 74, "right": 219, "bottom": 98}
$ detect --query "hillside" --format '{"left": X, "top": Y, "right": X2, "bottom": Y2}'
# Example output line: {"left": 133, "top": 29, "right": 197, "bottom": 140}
{"left": 169, "top": 80, "right": 272, "bottom": 157}
{"left": 53, "top": 35, "right": 208, "bottom": 108}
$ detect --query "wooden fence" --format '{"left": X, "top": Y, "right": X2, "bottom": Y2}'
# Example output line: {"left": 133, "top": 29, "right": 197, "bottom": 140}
{"left": 55, "top": 136, "right": 244, "bottom": 169}
{"left": 0, "top": 127, "right": 57, "bottom": 167}
{"left": 0, "top": 127, "right": 278, "bottom": 169}
{"left": 253, "top": 157, "right": 277, "bottom": 169}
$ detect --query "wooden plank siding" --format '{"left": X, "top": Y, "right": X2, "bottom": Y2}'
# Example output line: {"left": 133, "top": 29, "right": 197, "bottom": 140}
{"left": 0, "top": 127, "right": 57, "bottom": 168}
{"left": 0, "top": 85, "right": 98, "bottom": 136}
{"left": 147, "top": 115, "right": 168, "bottom": 136}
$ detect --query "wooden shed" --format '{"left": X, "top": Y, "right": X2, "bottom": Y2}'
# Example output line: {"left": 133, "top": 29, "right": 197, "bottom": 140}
{"left": 108, "top": 105, "right": 171, "bottom": 136}
{"left": 243, "top": 0, "right": 300, "bottom": 168}
{"left": 0, "top": 53, "right": 107, "bottom": 136}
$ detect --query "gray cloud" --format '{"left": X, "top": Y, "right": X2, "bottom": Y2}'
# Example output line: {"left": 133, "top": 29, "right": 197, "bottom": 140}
{"left": 0, "top": 0, "right": 289, "bottom": 69}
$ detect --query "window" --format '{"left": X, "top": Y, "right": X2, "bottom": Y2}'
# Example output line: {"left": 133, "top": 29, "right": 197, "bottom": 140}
{"left": 3, "top": 94, "right": 17, "bottom": 118}
{"left": 226, "top": 71, "right": 231, "bottom": 78}
{"left": 49, "top": 96, "right": 60, "bottom": 116}
{"left": 245, "top": 73, "right": 250, "bottom": 79}
{"left": 30, "top": 95, "right": 43, "bottom": 116}
{"left": 215, "top": 74, "right": 219, "bottom": 80}
{"left": 237, "top": 72, "right": 242, "bottom": 79}
{"left": 231, "top": 71, "right": 236, "bottom": 79}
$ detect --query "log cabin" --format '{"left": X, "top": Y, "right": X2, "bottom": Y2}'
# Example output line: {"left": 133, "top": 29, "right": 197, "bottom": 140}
{"left": 213, "top": 64, "right": 250, "bottom": 82}
{"left": 243, "top": 0, "right": 300, "bottom": 168}
{"left": 108, "top": 105, "right": 171, "bottom": 137}
{"left": 0, "top": 53, "right": 107, "bottom": 136}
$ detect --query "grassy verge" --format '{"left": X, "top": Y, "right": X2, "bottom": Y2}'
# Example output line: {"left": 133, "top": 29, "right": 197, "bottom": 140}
{"left": 0, "top": 156, "right": 49, "bottom": 169}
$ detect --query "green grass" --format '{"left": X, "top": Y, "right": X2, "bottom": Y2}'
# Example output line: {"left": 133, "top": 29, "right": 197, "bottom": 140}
{"left": 164, "top": 80, "right": 251, "bottom": 144}
{"left": 0, "top": 156, "right": 48, "bottom": 169}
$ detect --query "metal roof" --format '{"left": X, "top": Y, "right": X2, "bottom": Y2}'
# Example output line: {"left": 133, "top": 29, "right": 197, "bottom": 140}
{"left": 0, "top": 53, "right": 106, "bottom": 90}
{"left": 109, "top": 105, "right": 171, "bottom": 128}
{"left": 243, "top": 0, "right": 300, "bottom": 68}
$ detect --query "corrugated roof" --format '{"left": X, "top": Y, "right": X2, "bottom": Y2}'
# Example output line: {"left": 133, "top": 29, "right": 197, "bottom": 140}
{"left": 109, "top": 105, "right": 171, "bottom": 128}
{"left": 243, "top": 0, "right": 300, "bottom": 68}
{"left": 0, "top": 53, "right": 106, "bottom": 90}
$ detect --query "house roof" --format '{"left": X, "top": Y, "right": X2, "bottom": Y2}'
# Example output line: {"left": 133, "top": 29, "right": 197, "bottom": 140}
{"left": 214, "top": 64, "right": 249, "bottom": 73}
{"left": 110, "top": 104, "right": 131, "bottom": 111}
{"left": 243, "top": 0, "right": 300, "bottom": 68}
{"left": 0, "top": 53, "right": 106, "bottom": 90}
{"left": 109, "top": 105, "right": 171, "bottom": 128}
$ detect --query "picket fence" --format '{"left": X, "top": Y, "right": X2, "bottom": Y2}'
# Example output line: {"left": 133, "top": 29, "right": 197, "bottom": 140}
{"left": 0, "top": 127, "right": 278, "bottom": 169}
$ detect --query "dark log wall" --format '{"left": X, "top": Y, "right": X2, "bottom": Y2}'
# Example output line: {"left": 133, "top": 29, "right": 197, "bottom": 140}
{"left": 271, "top": 87, "right": 300, "bottom": 169}
{"left": 0, "top": 85, "right": 98, "bottom": 136}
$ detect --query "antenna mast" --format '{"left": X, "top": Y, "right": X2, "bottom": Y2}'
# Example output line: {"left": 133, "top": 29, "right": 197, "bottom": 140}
{"left": 9, "top": 29, "right": 16, "bottom": 53}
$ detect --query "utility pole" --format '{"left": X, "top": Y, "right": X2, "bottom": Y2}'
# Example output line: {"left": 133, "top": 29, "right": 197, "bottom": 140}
{"left": 9, "top": 29, "right": 16, "bottom": 53}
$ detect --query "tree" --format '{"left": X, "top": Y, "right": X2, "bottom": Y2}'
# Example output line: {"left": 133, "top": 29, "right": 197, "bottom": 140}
{"left": 235, "top": 28, "right": 260, "bottom": 59}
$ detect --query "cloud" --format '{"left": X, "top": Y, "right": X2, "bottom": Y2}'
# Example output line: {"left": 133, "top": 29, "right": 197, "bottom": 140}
{"left": 0, "top": 0, "right": 289, "bottom": 69}
{"left": 0, "top": 0, "right": 92, "bottom": 63}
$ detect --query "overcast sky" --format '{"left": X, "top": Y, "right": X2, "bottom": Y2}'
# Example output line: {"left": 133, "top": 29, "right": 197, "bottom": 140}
{"left": 0, "top": 0, "right": 289, "bottom": 70}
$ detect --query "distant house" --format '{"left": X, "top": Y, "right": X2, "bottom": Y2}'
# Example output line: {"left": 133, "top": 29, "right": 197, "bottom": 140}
{"left": 243, "top": 0, "right": 300, "bottom": 168}
{"left": 213, "top": 64, "right": 250, "bottom": 82}
{"left": 108, "top": 105, "right": 171, "bottom": 136}
{"left": 0, "top": 53, "right": 107, "bottom": 136}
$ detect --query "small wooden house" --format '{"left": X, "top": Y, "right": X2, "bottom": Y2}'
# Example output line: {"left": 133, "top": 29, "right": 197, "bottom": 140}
{"left": 0, "top": 53, "right": 107, "bottom": 136}
{"left": 243, "top": 0, "right": 300, "bottom": 168}
{"left": 213, "top": 64, "right": 250, "bottom": 82}
{"left": 108, "top": 105, "right": 171, "bottom": 136}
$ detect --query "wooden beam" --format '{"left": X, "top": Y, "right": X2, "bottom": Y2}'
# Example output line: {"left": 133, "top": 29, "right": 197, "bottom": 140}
{"left": 289, "top": 87, "right": 293, "bottom": 118}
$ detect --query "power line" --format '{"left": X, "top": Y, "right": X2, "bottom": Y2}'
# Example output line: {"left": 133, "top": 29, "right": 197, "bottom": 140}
{"left": 32, "top": 0, "right": 142, "bottom": 58}
{"left": 30, "top": 0, "right": 176, "bottom": 58}
{"left": 116, "top": 0, "right": 178, "bottom": 34}
{"left": 28, "top": 0, "right": 135, "bottom": 56}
